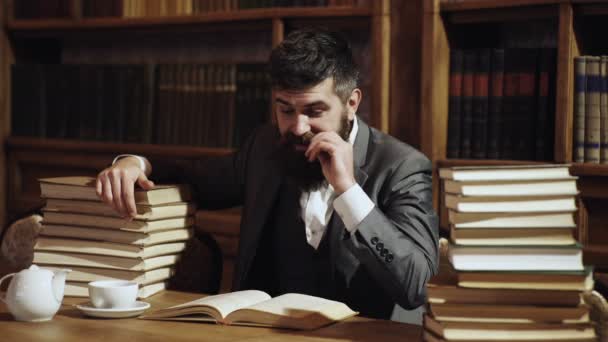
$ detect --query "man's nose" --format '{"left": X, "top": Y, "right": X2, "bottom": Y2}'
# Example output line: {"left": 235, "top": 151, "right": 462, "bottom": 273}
{"left": 291, "top": 114, "right": 310, "bottom": 136}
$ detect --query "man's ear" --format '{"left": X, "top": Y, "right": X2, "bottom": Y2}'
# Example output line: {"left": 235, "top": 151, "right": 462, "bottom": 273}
{"left": 347, "top": 88, "right": 362, "bottom": 119}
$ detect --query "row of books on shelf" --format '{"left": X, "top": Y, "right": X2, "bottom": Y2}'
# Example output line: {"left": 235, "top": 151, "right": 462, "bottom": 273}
{"left": 447, "top": 48, "right": 556, "bottom": 161}
{"left": 11, "top": 63, "right": 269, "bottom": 147}
{"left": 35, "top": 176, "right": 196, "bottom": 298}
{"left": 14, "top": 0, "right": 369, "bottom": 19}
{"left": 573, "top": 55, "right": 608, "bottom": 165}
{"left": 426, "top": 164, "right": 598, "bottom": 341}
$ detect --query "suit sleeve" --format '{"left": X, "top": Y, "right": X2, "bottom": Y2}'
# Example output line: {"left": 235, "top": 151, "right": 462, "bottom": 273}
{"left": 343, "top": 154, "right": 439, "bottom": 309}
{"left": 146, "top": 126, "right": 261, "bottom": 210}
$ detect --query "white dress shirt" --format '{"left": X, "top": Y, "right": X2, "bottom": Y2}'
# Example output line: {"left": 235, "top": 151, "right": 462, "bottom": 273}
{"left": 113, "top": 117, "right": 375, "bottom": 250}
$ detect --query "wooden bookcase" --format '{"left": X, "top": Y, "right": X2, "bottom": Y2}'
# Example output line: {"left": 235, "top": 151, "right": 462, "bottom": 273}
{"left": 421, "top": 0, "right": 608, "bottom": 290}
{"left": 0, "top": 1, "right": 428, "bottom": 287}
{"left": 0, "top": 0, "right": 400, "bottom": 221}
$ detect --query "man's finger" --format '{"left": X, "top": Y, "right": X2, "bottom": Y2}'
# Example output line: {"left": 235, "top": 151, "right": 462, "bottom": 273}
{"left": 122, "top": 176, "right": 137, "bottom": 219}
{"left": 102, "top": 176, "right": 113, "bottom": 206}
{"left": 137, "top": 174, "right": 155, "bottom": 190}
{"left": 307, "top": 141, "right": 335, "bottom": 161}
{"left": 109, "top": 172, "right": 126, "bottom": 217}
{"left": 95, "top": 175, "right": 103, "bottom": 197}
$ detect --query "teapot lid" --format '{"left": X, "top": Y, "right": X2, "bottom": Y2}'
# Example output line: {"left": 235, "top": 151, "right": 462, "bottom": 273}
{"left": 22, "top": 264, "right": 53, "bottom": 276}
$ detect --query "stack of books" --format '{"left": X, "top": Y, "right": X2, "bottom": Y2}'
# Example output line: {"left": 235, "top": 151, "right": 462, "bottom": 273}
{"left": 424, "top": 164, "right": 597, "bottom": 341}
{"left": 34, "top": 176, "right": 196, "bottom": 298}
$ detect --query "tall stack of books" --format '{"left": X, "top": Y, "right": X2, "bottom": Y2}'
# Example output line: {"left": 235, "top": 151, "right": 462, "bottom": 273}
{"left": 424, "top": 164, "right": 597, "bottom": 341}
{"left": 34, "top": 176, "right": 196, "bottom": 299}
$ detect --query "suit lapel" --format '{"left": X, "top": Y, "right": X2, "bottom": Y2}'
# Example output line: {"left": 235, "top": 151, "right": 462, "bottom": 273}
{"left": 234, "top": 137, "right": 285, "bottom": 290}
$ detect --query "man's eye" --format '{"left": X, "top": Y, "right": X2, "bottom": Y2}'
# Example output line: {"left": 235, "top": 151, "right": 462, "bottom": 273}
{"left": 307, "top": 110, "right": 324, "bottom": 117}
{"left": 281, "top": 109, "right": 295, "bottom": 115}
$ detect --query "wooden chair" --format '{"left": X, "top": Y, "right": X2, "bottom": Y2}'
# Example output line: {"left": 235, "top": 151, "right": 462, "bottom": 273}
{"left": 0, "top": 213, "right": 43, "bottom": 277}
{"left": 583, "top": 290, "right": 608, "bottom": 342}
{"left": 168, "top": 231, "right": 223, "bottom": 295}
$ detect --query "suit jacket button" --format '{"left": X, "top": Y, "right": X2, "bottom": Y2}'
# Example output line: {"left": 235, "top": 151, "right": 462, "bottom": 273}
{"left": 371, "top": 237, "right": 379, "bottom": 245}
{"left": 386, "top": 253, "right": 394, "bottom": 263}
{"left": 376, "top": 242, "right": 384, "bottom": 251}
{"left": 380, "top": 248, "right": 388, "bottom": 257}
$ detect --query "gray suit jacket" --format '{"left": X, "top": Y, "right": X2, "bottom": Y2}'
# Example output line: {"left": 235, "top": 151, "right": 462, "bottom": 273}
{"left": 155, "top": 118, "right": 439, "bottom": 315}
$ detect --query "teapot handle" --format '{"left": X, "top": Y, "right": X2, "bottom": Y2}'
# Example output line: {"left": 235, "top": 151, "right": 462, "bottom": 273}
{"left": 0, "top": 273, "right": 15, "bottom": 304}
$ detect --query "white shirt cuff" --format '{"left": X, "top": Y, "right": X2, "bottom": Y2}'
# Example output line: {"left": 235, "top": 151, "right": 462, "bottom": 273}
{"left": 112, "top": 154, "right": 147, "bottom": 173}
{"left": 333, "top": 184, "right": 375, "bottom": 233}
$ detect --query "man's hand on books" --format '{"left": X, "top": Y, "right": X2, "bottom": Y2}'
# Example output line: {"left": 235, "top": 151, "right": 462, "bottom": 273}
{"left": 96, "top": 157, "right": 155, "bottom": 219}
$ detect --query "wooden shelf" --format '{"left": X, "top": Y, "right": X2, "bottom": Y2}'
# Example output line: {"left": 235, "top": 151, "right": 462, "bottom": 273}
{"left": 440, "top": 0, "right": 567, "bottom": 12}
{"left": 575, "top": 2, "right": 608, "bottom": 16}
{"left": 6, "top": 136, "right": 234, "bottom": 159}
{"left": 7, "top": 7, "right": 372, "bottom": 36}
{"left": 443, "top": 5, "right": 560, "bottom": 24}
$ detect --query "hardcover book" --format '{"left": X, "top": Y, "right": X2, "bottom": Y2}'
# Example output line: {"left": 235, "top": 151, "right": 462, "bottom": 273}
{"left": 39, "top": 176, "right": 191, "bottom": 205}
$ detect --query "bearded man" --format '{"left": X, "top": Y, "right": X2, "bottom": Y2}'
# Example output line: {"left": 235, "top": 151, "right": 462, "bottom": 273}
{"left": 97, "top": 29, "right": 439, "bottom": 321}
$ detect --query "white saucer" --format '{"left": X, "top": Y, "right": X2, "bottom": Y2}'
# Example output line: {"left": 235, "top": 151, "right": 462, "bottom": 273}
{"left": 76, "top": 301, "right": 151, "bottom": 318}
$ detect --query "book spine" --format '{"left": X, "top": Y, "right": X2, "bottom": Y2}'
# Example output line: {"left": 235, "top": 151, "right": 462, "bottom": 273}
{"left": 11, "top": 64, "right": 47, "bottom": 138}
{"left": 487, "top": 48, "right": 504, "bottom": 159}
{"left": 501, "top": 48, "right": 519, "bottom": 160}
{"left": 126, "top": 65, "right": 145, "bottom": 143}
{"left": 154, "top": 64, "right": 167, "bottom": 144}
{"left": 472, "top": 49, "right": 490, "bottom": 159}
{"left": 141, "top": 64, "right": 156, "bottom": 144}
{"left": 585, "top": 56, "right": 601, "bottom": 163}
{"left": 460, "top": 50, "right": 475, "bottom": 159}
{"left": 535, "top": 48, "right": 555, "bottom": 161}
{"left": 514, "top": 48, "right": 537, "bottom": 161}
{"left": 101, "top": 65, "right": 118, "bottom": 142}
{"left": 601, "top": 56, "right": 608, "bottom": 164}
{"left": 197, "top": 64, "right": 209, "bottom": 146}
{"left": 574, "top": 56, "right": 587, "bottom": 163}
{"left": 452, "top": 51, "right": 466, "bottom": 163}
{"left": 45, "top": 64, "right": 69, "bottom": 139}
{"left": 226, "top": 64, "right": 237, "bottom": 148}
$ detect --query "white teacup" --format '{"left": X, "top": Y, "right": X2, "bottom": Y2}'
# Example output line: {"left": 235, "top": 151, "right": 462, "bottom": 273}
{"left": 88, "top": 280, "right": 138, "bottom": 309}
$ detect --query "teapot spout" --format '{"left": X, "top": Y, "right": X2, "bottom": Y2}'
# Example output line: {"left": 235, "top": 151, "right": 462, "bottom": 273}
{"left": 51, "top": 269, "right": 71, "bottom": 303}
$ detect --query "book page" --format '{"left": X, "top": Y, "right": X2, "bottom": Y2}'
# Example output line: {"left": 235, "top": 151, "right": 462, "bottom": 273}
{"left": 236, "top": 293, "right": 357, "bottom": 320}
{"left": 168, "top": 290, "right": 271, "bottom": 319}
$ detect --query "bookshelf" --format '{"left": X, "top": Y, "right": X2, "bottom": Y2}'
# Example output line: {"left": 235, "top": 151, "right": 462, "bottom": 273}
{"left": 421, "top": 0, "right": 608, "bottom": 296}
{"left": 1, "top": 1, "right": 429, "bottom": 286}
{"left": 0, "top": 0, "right": 402, "bottom": 224}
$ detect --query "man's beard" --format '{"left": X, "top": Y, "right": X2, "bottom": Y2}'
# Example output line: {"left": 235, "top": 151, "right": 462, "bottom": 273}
{"left": 277, "top": 113, "right": 353, "bottom": 192}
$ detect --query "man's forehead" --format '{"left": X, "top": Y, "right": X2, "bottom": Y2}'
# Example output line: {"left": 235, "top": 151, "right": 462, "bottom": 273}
{"left": 274, "top": 78, "right": 337, "bottom": 106}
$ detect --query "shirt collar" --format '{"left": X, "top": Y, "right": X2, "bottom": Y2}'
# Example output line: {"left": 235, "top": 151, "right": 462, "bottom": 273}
{"left": 347, "top": 116, "right": 358, "bottom": 146}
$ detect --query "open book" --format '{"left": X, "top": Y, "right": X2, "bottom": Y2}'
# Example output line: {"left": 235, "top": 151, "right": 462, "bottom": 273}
{"left": 141, "top": 290, "right": 358, "bottom": 330}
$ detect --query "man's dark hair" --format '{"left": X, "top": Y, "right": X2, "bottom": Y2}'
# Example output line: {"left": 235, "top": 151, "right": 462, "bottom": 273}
{"left": 269, "top": 28, "right": 359, "bottom": 102}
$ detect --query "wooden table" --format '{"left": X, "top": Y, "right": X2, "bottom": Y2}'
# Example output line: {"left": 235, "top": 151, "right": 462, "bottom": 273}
{"left": 0, "top": 290, "right": 423, "bottom": 341}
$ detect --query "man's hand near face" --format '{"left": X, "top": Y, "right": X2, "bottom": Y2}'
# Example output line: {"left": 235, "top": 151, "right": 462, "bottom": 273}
{"left": 304, "top": 131, "right": 355, "bottom": 194}
{"left": 96, "top": 157, "right": 155, "bottom": 219}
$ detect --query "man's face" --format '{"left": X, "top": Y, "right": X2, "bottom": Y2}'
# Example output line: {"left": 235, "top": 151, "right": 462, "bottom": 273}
{"left": 274, "top": 78, "right": 360, "bottom": 191}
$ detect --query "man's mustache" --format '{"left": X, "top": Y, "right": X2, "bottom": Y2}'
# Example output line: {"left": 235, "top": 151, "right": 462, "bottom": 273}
{"left": 279, "top": 131, "right": 316, "bottom": 147}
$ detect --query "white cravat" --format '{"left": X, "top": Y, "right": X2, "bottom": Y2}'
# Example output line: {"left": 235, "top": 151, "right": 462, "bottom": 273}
{"left": 300, "top": 117, "right": 374, "bottom": 249}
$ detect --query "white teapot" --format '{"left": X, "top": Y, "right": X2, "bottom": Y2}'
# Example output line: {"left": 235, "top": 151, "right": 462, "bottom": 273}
{"left": 0, "top": 265, "right": 71, "bottom": 322}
